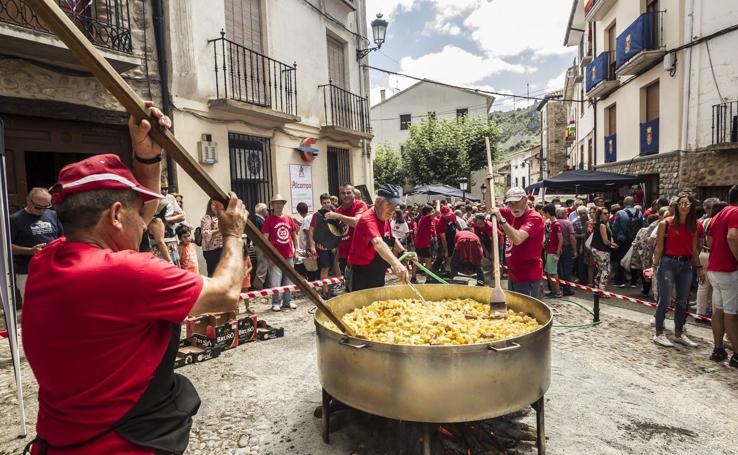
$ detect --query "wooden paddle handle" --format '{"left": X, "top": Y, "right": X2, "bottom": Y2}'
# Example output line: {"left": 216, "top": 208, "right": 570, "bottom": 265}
{"left": 26, "top": 0, "right": 355, "bottom": 336}
{"left": 485, "top": 137, "right": 502, "bottom": 289}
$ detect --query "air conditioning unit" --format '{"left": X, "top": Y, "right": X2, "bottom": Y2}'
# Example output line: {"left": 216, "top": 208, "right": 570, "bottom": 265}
{"left": 198, "top": 134, "right": 218, "bottom": 164}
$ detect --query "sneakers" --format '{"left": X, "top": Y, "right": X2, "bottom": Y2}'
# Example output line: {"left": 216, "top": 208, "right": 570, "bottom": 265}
{"left": 544, "top": 292, "right": 562, "bottom": 298}
{"left": 271, "top": 304, "right": 282, "bottom": 312}
{"left": 282, "top": 302, "right": 298, "bottom": 310}
{"left": 710, "top": 347, "right": 728, "bottom": 362}
{"left": 410, "top": 277, "right": 418, "bottom": 284}
{"left": 653, "top": 334, "right": 674, "bottom": 347}
{"left": 673, "top": 334, "right": 698, "bottom": 347}
{"left": 629, "top": 284, "right": 638, "bottom": 288}
{"left": 650, "top": 317, "right": 656, "bottom": 327}
{"left": 729, "top": 354, "right": 738, "bottom": 369}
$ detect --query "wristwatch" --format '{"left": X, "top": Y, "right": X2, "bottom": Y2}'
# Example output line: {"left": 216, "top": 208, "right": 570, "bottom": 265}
{"left": 498, "top": 217, "right": 507, "bottom": 225}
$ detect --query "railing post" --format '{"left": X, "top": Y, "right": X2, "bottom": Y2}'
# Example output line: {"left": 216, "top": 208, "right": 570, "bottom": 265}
{"left": 593, "top": 291, "right": 600, "bottom": 323}
{"left": 213, "top": 38, "right": 219, "bottom": 98}
{"left": 293, "top": 62, "right": 298, "bottom": 116}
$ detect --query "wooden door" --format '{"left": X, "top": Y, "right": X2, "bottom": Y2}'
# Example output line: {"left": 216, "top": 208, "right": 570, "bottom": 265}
{"left": 327, "top": 35, "right": 347, "bottom": 88}
{"left": 646, "top": 81, "right": 659, "bottom": 121}
{"left": 607, "top": 22, "right": 617, "bottom": 70}
{"left": 1, "top": 115, "right": 130, "bottom": 212}
{"left": 225, "top": 0, "right": 263, "bottom": 52}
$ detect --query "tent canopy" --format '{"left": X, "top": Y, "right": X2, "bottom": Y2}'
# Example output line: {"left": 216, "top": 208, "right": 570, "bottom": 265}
{"left": 407, "top": 184, "right": 481, "bottom": 201}
{"left": 525, "top": 170, "right": 643, "bottom": 194}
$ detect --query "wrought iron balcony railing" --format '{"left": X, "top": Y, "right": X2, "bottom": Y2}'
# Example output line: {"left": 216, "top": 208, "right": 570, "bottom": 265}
{"left": 712, "top": 101, "right": 738, "bottom": 145}
{"left": 0, "top": 0, "right": 132, "bottom": 53}
{"left": 210, "top": 31, "right": 297, "bottom": 117}
{"left": 320, "top": 82, "right": 370, "bottom": 134}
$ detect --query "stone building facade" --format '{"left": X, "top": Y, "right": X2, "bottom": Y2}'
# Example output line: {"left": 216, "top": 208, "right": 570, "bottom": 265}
{"left": 536, "top": 91, "right": 568, "bottom": 181}
{"left": 0, "top": 0, "right": 163, "bottom": 211}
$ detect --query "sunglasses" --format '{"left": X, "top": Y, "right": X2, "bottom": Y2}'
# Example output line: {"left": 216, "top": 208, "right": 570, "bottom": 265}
{"left": 678, "top": 202, "right": 692, "bottom": 208}
{"left": 32, "top": 202, "right": 52, "bottom": 210}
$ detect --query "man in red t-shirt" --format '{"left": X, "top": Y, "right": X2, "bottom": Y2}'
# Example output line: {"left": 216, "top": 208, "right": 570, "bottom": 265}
{"left": 543, "top": 204, "right": 563, "bottom": 297}
{"left": 450, "top": 229, "right": 485, "bottom": 285}
{"left": 263, "top": 193, "right": 299, "bottom": 311}
{"left": 347, "top": 184, "right": 409, "bottom": 291}
{"left": 22, "top": 107, "right": 248, "bottom": 455}
{"left": 490, "top": 187, "right": 545, "bottom": 298}
{"left": 472, "top": 213, "right": 504, "bottom": 258}
{"left": 326, "top": 183, "right": 368, "bottom": 275}
{"left": 411, "top": 205, "right": 436, "bottom": 283}
{"left": 706, "top": 185, "right": 738, "bottom": 367}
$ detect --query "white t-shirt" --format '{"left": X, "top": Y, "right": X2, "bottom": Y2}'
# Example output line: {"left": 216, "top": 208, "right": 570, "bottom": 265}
{"left": 391, "top": 220, "right": 410, "bottom": 241}
{"left": 295, "top": 213, "right": 313, "bottom": 264}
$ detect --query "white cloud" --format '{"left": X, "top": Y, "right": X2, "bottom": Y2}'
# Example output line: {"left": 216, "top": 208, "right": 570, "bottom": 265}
{"left": 398, "top": 45, "right": 529, "bottom": 87}
{"left": 545, "top": 70, "right": 567, "bottom": 92}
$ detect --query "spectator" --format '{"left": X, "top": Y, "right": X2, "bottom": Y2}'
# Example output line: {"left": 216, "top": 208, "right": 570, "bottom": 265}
{"left": 706, "top": 185, "right": 738, "bottom": 366}
{"left": 391, "top": 209, "right": 410, "bottom": 247}
{"left": 631, "top": 214, "right": 660, "bottom": 297}
{"left": 308, "top": 194, "right": 336, "bottom": 298}
{"left": 330, "top": 195, "right": 340, "bottom": 209}
{"left": 450, "top": 229, "right": 485, "bottom": 285}
{"left": 263, "top": 194, "right": 298, "bottom": 311}
{"left": 293, "top": 201, "right": 311, "bottom": 279}
{"left": 435, "top": 205, "right": 461, "bottom": 272}
{"left": 177, "top": 225, "right": 199, "bottom": 274}
{"left": 556, "top": 207, "right": 576, "bottom": 296}
{"left": 411, "top": 205, "right": 435, "bottom": 284}
{"left": 326, "top": 184, "right": 368, "bottom": 275}
{"left": 454, "top": 209, "right": 468, "bottom": 230}
{"left": 652, "top": 193, "right": 703, "bottom": 348}
{"left": 542, "top": 204, "right": 563, "bottom": 298}
{"left": 591, "top": 207, "right": 617, "bottom": 290}
{"left": 611, "top": 196, "right": 643, "bottom": 287}
{"left": 489, "top": 187, "right": 545, "bottom": 298}
{"left": 10, "top": 187, "right": 63, "bottom": 306}
{"left": 572, "top": 206, "right": 589, "bottom": 284}
{"left": 696, "top": 198, "right": 721, "bottom": 318}
{"left": 200, "top": 199, "right": 223, "bottom": 277}
{"left": 152, "top": 182, "right": 184, "bottom": 266}
{"left": 250, "top": 203, "right": 269, "bottom": 289}
{"left": 568, "top": 199, "right": 583, "bottom": 223}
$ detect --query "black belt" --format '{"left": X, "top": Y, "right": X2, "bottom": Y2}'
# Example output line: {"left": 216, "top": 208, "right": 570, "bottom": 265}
{"left": 665, "top": 255, "right": 692, "bottom": 262}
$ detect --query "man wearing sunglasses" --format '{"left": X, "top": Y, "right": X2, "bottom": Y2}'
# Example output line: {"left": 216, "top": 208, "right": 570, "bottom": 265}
{"left": 10, "top": 187, "right": 63, "bottom": 305}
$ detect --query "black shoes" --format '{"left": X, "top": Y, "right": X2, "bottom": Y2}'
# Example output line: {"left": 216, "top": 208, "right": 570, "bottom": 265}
{"left": 729, "top": 354, "right": 738, "bottom": 369}
{"left": 710, "top": 347, "right": 728, "bottom": 362}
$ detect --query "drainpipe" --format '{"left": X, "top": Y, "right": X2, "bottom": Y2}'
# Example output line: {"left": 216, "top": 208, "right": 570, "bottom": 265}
{"left": 358, "top": 0, "right": 372, "bottom": 192}
{"left": 680, "top": 0, "right": 695, "bottom": 152}
{"left": 152, "top": 0, "right": 176, "bottom": 189}
{"left": 592, "top": 21, "right": 598, "bottom": 168}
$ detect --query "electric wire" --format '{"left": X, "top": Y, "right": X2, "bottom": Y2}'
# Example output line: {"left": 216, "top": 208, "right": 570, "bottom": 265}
{"left": 300, "top": 0, "right": 369, "bottom": 43}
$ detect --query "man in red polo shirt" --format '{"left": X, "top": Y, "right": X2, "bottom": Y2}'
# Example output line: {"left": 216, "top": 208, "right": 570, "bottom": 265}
{"left": 707, "top": 184, "right": 738, "bottom": 367}
{"left": 490, "top": 187, "right": 545, "bottom": 298}
{"left": 347, "top": 184, "right": 409, "bottom": 291}
{"left": 326, "top": 183, "right": 368, "bottom": 275}
{"left": 21, "top": 107, "right": 248, "bottom": 454}
{"left": 411, "top": 205, "right": 435, "bottom": 283}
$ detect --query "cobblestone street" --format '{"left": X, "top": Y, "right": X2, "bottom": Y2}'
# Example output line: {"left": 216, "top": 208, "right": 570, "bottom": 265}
{"left": 1, "top": 282, "right": 737, "bottom": 454}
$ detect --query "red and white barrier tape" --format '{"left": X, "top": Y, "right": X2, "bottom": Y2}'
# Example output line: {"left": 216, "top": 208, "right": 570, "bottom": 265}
{"left": 241, "top": 276, "right": 345, "bottom": 300}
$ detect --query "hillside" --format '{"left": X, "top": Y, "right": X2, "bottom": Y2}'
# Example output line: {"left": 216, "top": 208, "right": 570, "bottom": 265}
{"left": 490, "top": 105, "right": 541, "bottom": 153}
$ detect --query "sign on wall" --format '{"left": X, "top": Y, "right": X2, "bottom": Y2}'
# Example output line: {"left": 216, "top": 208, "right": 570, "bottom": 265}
{"left": 290, "top": 164, "right": 313, "bottom": 213}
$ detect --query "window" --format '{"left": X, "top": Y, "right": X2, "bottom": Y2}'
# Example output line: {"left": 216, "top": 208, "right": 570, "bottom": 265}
{"left": 225, "top": 0, "right": 262, "bottom": 52}
{"left": 327, "top": 35, "right": 347, "bottom": 88}
{"left": 606, "top": 21, "right": 617, "bottom": 68}
{"left": 645, "top": 81, "right": 659, "bottom": 121}
{"left": 606, "top": 104, "right": 617, "bottom": 135}
{"left": 515, "top": 177, "right": 519, "bottom": 188}
{"left": 400, "top": 114, "right": 411, "bottom": 130}
{"left": 456, "top": 108, "right": 468, "bottom": 120}
{"left": 522, "top": 177, "right": 526, "bottom": 189}
{"left": 327, "top": 146, "right": 351, "bottom": 196}
{"left": 229, "top": 133, "right": 273, "bottom": 212}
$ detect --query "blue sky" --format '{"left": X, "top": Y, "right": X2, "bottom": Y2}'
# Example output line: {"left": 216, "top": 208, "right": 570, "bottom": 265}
{"left": 366, "top": 0, "right": 576, "bottom": 111}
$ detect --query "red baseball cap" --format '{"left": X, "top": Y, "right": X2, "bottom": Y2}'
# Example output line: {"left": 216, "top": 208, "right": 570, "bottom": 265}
{"left": 51, "top": 154, "right": 163, "bottom": 204}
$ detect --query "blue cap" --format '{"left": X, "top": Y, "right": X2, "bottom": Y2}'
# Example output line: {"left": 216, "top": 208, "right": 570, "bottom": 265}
{"left": 377, "top": 183, "right": 401, "bottom": 205}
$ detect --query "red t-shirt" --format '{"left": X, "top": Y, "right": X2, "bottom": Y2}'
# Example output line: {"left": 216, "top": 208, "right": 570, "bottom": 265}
{"left": 414, "top": 214, "right": 435, "bottom": 249}
{"left": 500, "top": 207, "right": 544, "bottom": 282}
{"left": 336, "top": 200, "right": 368, "bottom": 258}
{"left": 663, "top": 216, "right": 703, "bottom": 258}
{"left": 348, "top": 208, "right": 391, "bottom": 266}
{"left": 435, "top": 213, "right": 456, "bottom": 235}
{"left": 707, "top": 206, "right": 738, "bottom": 272}
{"left": 472, "top": 220, "right": 504, "bottom": 247}
{"left": 22, "top": 238, "right": 203, "bottom": 454}
{"left": 546, "top": 219, "right": 561, "bottom": 254}
{"left": 262, "top": 214, "right": 297, "bottom": 258}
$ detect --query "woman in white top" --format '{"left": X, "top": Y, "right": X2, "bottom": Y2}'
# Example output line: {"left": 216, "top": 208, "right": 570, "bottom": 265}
{"left": 391, "top": 209, "right": 410, "bottom": 246}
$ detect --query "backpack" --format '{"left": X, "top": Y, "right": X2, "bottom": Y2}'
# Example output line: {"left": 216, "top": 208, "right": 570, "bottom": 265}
{"left": 625, "top": 209, "right": 643, "bottom": 241}
{"left": 193, "top": 227, "right": 203, "bottom": 247}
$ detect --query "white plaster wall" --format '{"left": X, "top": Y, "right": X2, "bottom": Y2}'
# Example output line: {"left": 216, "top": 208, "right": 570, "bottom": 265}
{"left": 592, "top": 2, "right": 685, "bottom": 164}
{"left": 370, "top": 82, "right": 492, "bottom": 152}
{"left": 684, "top": 0, "right": 738, "bottom": 149}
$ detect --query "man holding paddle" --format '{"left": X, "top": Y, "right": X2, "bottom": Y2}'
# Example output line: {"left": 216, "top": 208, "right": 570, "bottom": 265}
{"left": 21, "top": 106, "right": 248, "bottom": 455}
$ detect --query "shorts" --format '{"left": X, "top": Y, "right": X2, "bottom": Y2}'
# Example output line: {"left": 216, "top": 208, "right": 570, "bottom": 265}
{"left": 317, "top": 250, "right": 333, "bottom": 269}
{"left": 545, "top": 254, "right": 559, "bottom": 275}
{"left": 416, "top": 247, "right": 431, "bottom": 258}
{"left": 708, "top": 270, "right": 738, "bottom": 315}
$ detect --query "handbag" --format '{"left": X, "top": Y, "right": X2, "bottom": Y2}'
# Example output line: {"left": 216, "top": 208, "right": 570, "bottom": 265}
{"left": 584, "top": 233, "right": 593, "bottom": 251}
{"left": 620, "top": 245, "right": 634, "bottom": 270}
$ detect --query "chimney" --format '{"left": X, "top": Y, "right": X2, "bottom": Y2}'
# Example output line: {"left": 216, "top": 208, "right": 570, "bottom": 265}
{"left": 380, "top": 89, "right": 386, "bottom": 102}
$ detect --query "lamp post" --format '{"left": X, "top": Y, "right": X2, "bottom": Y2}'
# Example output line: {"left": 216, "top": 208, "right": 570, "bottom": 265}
{"left": 357, "top": 14, "right": 389, "bottom": 60}
{"left": 458, "top": 177, "right": 468, "bottom": 202}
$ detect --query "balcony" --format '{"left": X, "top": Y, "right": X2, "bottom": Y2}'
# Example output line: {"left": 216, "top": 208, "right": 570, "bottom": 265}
{"left": 584, "top": 0, "right": 617, "bottom": 22}
{"left": 579, "top": 35, "right": 593, "bottom": 67}
{"left": 712, "top": 101, "right": 738, "bottom": 145}
{"left": 604, "top": 134, "right": 617, "bottom": 163}
{"left": 640, "top": 118, "right": 659, "bottom": 156}
{"left": 615, "top": 12, "right": 665, "bottom": 77}
{"left": 0, "top": 0, "right": 137, "bottom": 70}
{"left": 585, "top": 51, "right": 619, "bottom": 98}
{"left": 208, "top": 32, "right": 300, "bottom": 125}
{"left": 319, "top": 82, "right": 372, "bottom": 142}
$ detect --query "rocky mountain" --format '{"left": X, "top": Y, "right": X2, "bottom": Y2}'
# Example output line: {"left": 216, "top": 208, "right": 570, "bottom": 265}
{"left": 490, "top": 105, "right": 541, "bottom": 154}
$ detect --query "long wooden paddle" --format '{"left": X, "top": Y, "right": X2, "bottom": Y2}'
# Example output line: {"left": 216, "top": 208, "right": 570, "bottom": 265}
{"left": 485, "top": 137, "right": 507, "bottom": 316}
{"left": 26, "top": 0, "right": 356, "bottom": 336}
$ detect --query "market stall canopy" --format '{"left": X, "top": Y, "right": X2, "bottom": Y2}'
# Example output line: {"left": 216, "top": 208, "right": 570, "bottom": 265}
{"left": 525, "top": 170, "right": 643, "bottom": 194}
{"left": 407, "top": 184, "right": 481, "bottom": 201}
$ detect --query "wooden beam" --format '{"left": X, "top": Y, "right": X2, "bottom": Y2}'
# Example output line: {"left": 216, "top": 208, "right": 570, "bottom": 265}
{"left": 24, "top": 0, "right": 355, "bottom": 336}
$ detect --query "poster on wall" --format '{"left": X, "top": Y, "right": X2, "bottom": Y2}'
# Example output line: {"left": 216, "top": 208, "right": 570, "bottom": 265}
{"left": 290, "top": 164, "right": 313, "bottom": 213}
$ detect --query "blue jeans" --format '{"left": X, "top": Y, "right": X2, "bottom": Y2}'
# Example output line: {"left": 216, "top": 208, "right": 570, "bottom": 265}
{"left": 268, "top": 258, "right": 293, "bottom": 306}
{"left": 559, "top": 245, "right": 574, "bottom": 293}
{"left": 654, "top": 256, "right": 693, "bottom": 333}
{"left": 509, "top": 280, "right": 541, "bottom": 299}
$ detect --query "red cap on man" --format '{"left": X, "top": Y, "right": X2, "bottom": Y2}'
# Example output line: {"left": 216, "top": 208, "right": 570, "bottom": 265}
{"left": 50, "top": 154, "right": 163, "bottom": 204}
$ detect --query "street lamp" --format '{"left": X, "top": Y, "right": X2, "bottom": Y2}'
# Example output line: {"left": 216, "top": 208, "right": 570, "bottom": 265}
{"left": 357, "top": 14, "right": 389, "bottom": 60}
{"left": 459, "top": 176, "right": 469, "bottom": 202}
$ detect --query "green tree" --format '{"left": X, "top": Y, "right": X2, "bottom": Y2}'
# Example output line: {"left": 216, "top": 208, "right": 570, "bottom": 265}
{"left": 373, "top": 143, "right": 404, "bottom": 187}
{"left": 402, "top": 115, "right": 500, "bottom": 186}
